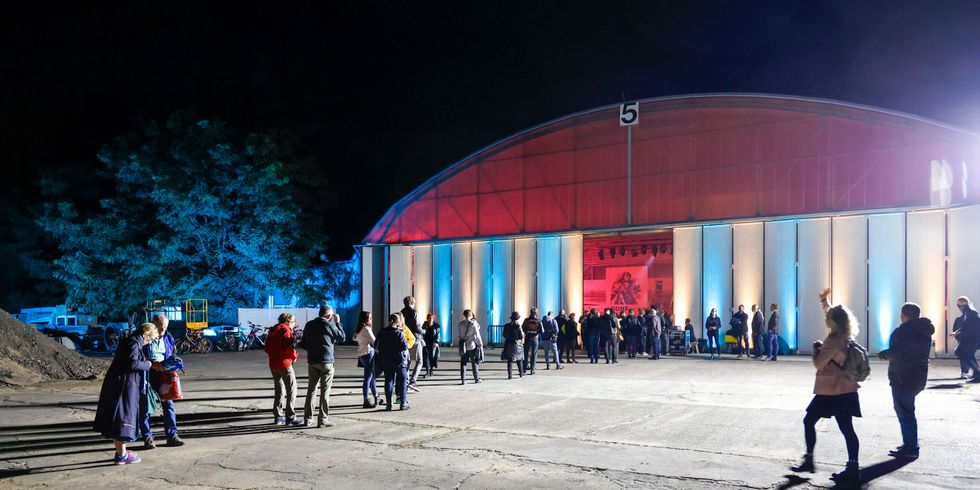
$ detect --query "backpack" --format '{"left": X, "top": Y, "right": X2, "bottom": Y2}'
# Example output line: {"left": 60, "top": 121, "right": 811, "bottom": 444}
{"left": 839, "top": 340, "right": 871, "bottom": 382}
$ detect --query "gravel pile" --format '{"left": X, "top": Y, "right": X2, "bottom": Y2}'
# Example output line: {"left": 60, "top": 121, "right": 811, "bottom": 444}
{"left": 0, "top": 308, "right": 108, "bottom": 387}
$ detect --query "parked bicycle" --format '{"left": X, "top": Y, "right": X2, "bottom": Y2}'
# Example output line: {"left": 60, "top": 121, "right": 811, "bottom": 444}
{"left": 175, "top": 329, "right": 213, "bottom": 354}
{"left": 214, "top": 325, "right": 242, "bottom": 352}
{"left": 242, "top": 322, "right": 266, "bottom": 350}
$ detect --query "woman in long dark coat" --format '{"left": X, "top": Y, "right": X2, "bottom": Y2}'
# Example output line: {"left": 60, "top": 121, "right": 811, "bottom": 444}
{"left": 94, "top": 322, "right": 159, "bottom": 465}
{"left": 501, "top": 311, "right": 525, "bottom": 379}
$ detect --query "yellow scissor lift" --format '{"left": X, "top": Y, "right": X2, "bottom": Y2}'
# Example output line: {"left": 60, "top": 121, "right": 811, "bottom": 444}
{"left": 147, "top": 298, "right": 213, "bottom": 354}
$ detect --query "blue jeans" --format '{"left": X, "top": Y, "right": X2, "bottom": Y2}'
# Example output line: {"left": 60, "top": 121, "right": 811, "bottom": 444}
{"left": 588, "top": 332, "right": 600, "bottom": 362}
{"left": 141, "top": 399, "right": 177, "bottom": 439}
{"left": 651, "top": 335, "right": 661, "bottom": 358}
{"left": 768, "top": 333, "right": 779, "bottom": 359}
{"left": 542, "top": 339, "right": 560, "bottom": 367}
{"left": 524, "top": 336, "right": 539, "bottom": 371}
{"left": 360, "top": 352, "right": 378, "bottom": 401}
{"left": 892, "top": 386, "right": 919, "bottom": 448}
{"left": 706, "top": 330, "right": 720, "bottom": 355}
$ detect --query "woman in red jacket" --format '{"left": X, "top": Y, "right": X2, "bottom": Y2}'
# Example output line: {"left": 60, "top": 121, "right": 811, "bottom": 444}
{"left": 264, "top": 313, "right": 302, "bottom": 426}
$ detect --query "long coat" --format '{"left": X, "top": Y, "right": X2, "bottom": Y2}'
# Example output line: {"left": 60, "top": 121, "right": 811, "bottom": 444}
{"left": 94, "top": 333, "right": 151, "bottom": 441}
{"left": 501, "top": 321, "right": 525, "bottom": 362}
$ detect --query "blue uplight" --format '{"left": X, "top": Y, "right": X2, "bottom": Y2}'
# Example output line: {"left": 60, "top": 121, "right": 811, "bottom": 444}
{"left": 432, "top": 244, "right": 452, "bottom": 343}
{"left": 537, "top": 237, "right": 561, "bottom": 317}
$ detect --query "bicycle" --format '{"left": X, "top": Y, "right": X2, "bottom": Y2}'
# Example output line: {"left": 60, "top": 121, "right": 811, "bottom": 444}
{"left": 214, "top": 325, "right": 242, "bottom": 352}
{"left": 242, "top": 322, "right": 266, "bottom": 350}
{"left": 175, "top": 329, "right": 213, "bottom": 354}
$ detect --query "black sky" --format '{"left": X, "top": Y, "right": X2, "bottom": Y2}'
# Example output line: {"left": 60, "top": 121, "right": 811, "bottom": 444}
{"left": 3, "top": 1, "right": 980, "bottom": 259}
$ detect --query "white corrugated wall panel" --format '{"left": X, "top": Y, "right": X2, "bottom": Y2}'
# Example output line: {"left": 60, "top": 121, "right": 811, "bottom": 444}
{"left": 765, "top": 220, "right": 798, "bottom": 350}
{"left": 673, "top": 227, "right": 703, "bottom": 334}
{"left": 471, "top": 241, "right": 491, "bottom": 334}
{"left": 451, "top": 242, "right": 473, "bottom": 340}
{"left": 907, "top": 210, "right": 947, "bottom": 354}
{"left": 361, "top": 247, "right": 374, "bottom": 322}
{"left": 413, "top": 245, "right": 432, "bottom": 326}
{"left": 733, "top": 222, "right": 764, "bottom": 337}
{"left": 798, "top": 218, "right": 831, "bottom": 353}
{"left": 491, "top": 240, "right": 514, "bottom": 327}
{"left": 947, "top": 205, "right": 980, "bottom": 355}
{"left": 703, "top": 225, "right": 733, "bottom": 333}
{"left": 832, "top": 216, "right": 869, "bottom": 348}
{"left": 868, "top": 214, "right": 906, "bottom": 353}
{"left": 561, "top": 235, "right": 584, "bottom": 316}
{"left": 514, "top": 238, "right": 537, "bottom": 317}
{"left": 388, "top": 245, "right": 413, "bottom": 317}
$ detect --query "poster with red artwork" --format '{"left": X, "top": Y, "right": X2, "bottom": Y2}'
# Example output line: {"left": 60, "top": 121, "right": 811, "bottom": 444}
{"left": 583, "top": 232, "right": 673, "bottom": 316}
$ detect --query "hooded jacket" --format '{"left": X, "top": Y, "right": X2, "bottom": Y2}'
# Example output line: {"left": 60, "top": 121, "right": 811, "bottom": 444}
{"left": 264, "top": 323, "right": 299, "bottom": 371}
{"left": 882, "top": 317, "right": 935, "bottom": 392}
{"left": 953, "top": 306, "right": 980, "bottom": 344}
{"left": 377, "top": 324, "right": 409, "bottom": 368}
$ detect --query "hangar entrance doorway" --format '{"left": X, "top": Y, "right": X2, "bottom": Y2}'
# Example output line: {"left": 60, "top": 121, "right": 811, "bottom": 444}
{"left": 583, "top": 231, "right": 673, "bottom": 318}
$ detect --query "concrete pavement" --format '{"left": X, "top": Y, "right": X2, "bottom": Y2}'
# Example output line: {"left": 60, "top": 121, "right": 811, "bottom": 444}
{"left": 1, "top": 347, "right": 977, "bottom": 489}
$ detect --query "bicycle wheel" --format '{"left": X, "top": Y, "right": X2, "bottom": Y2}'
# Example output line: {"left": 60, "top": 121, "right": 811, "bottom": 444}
{"left": 202, "top": 338, "right": 213, "bottom": 353}
{"left": 175, "top": 339, "right": 190, "bottom": 355}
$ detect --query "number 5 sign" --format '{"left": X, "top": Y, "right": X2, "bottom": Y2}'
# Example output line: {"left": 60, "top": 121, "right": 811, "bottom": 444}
{"left": 620, "top": 101, "right": 639, "bottom": 126}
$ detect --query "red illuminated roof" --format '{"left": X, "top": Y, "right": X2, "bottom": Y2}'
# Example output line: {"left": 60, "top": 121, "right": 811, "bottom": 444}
{"left": 365, "top": 94, "right": 980, "bottom": 244}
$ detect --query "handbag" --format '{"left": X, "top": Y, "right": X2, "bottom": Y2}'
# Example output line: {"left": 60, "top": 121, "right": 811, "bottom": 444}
{"left": 159, "top": 372, "right": 184, "bottom": 401}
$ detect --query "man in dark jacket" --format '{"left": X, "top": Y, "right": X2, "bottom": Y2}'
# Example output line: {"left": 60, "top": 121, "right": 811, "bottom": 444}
{"left": 599, "top": 309, "right": 616, "bottom": 364}
{"left": 731, "top": 305, "right": 749, "bottom": 358}
{"left": 952, "top": 296, "right": 980, "bottom": 382}
{"left": 378, "top": 314, "right": 410, "bottom": 410}
{"left": 878, "top": 303, "right": 934, "bottom": 459}
{"left": 585, "top": 309, "right": 601, "bottom": 363}
{"left": 300, "top": 305, "right": 346, "bottom": 427}
{"left": 767, "top": 304, "right": 780, "bottom": 361}
{"left": 521, "top": 308, "right": 542, "bottom": 374}
{"left": 401, "top": 296, "right": 425, "bottom": 391}
{"left": 750, "top": 305, "right": 765, "bottom": 359}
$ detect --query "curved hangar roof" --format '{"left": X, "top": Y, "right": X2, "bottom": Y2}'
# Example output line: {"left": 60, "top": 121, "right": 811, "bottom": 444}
{"left": 365, "top": 94, "right": 979, "bottom": 244}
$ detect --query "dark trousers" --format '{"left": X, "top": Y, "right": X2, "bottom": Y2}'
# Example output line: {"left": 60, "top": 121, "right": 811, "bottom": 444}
{"left": 752, "top": 334, "right": 765, "bottom": 357}
{"left": 422, "top": 343, "right": 437, "bottom": 374}
{"left": 524, "top": 336, "right": 539, "bottom": 372}
{"left": 588, "top": 332, "right": 600, "bottom": 362}
{"left": 461, "top": 349, "right": 480, "bottom": 382}
{"left": 955, "top": 342, "right": 979, "bottom": 376}
{"left": 734, "top": 332, "right": 750, "bottom": 355}
{"left": 563, "top": 336, "right": 577, "bottom": 361}
{"left": 625, "top": 335, "right": 637, "bottom": 357}
{"left": 706, "top": 330, "right": 720, "bottom": 355}
{"left": 638, "top": 332, "right": 648, "bottom": 354}
{"left": 651, "top": 335, "right": 661, "bottom": 358}
{"left": 141, "top": 399, "right": 177, "bottom": 439}
{"left": 382, "top": 365, "right": 407, "bottom": 407}
{"left": 769, "top": 333, "right": 779, "bottom": 360}
{"left": 892, "top": 387, "right": 920, "bottom": 449}
{"left": 506, "top": 359, "right": 525, "bottom": 378}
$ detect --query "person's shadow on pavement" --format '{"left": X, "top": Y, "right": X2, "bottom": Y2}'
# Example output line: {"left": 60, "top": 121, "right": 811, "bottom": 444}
{"left": 849, "top": 457, "right": 915, "bottom": 487}
{"left": 776, "top": 474, "right": 810, "bottom": 489}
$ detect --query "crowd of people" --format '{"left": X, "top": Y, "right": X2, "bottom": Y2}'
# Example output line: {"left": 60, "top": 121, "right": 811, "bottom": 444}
{"left": 92, "top": 290, "right": 980, "bottom": 482}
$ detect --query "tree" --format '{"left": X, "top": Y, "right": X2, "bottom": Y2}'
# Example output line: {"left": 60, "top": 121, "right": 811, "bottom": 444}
{"left": 39, "top": 112, "right": 313, "bottom": 322}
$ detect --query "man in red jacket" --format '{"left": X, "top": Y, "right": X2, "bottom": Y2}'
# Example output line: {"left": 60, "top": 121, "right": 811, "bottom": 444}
{"left": 264, "top": 313, "right": 302, "bottom": 426}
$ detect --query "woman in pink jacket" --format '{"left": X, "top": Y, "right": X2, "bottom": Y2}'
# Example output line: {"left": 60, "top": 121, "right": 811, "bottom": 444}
{"left": 792, "top": 287, "right": 861, "bottom": 485}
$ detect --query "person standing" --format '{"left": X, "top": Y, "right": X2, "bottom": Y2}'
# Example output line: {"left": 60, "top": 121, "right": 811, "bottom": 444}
{"left": 563, "top": 312, "right": 579, "bottom": 363}
{"left": 648, "top": 308, "right": 663, "bottom": 360}
{"left": 94, "top": 322, "right": 160, "bottom": 465}
{"left": 598, "top": 308, "right": 617, "bottom": 364}
{"left": 658, "top": 307, "right": 670, "bottom": 356}
{"left": 791, "top": 288, "right": 862, "bottom": 485}
{"left": 421, "top": 312, "right": 440, "bottom": 378}
{"left": 622, "top": 309, "right": 638, "bottom": 359}
{"left": 378, "top": 314, "right": 411, "bottom": 410}
{"left": 401, "top": 296, "right": 425, "bottom": 393}
{"left": 878, "top": 303, "right": 934, "bottom": 459}
{"left": 300, "top": 305, "right": 346, "bottom": 428}
{"left": 586, "top": 309, "right": 601, "bottom": 364}
{"left": 264, "top": 313, "right": 302, "bottom": 426}
{"left": 556, "top": 310, "right": 568, "bottom": 360}
{"left": 684, "top": 318, "right": 699, "bottom": 354}
{"left": 501, "top": 311, "right": 525, "bottom": 379}
{"left": 952, "top": 296, "right": 980, "bottom": 382}
{"left": 751, "top": 305, "right": 765, "bottom": 359}
{"left": 541, "top": 311, "right": 562, "bottom": 370}
{"left": 731, "top": 305, "right": 750, "bottom": 358}
{"left": 354, "top": 311, "right": 379, "bottom": 408}
{"left": 140, "top": 314, "right": 183, "bottom": 449}
{"left": 768, "top": 304, "right": 781, "bottom": 361}
{"left": 705, "top": 309, "right": 722, "bottom": 360}
{"left": 521, "top": 308, "right": 542, "bottom": 374}
{"left": 638, "top": 309, "right": 649, "bottom": 357}
{"left": 458, "top": 309, "right": 483, "bottom": 384}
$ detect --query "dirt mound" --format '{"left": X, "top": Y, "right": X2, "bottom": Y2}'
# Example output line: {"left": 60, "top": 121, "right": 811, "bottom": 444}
{"left": 0, "top": 308, "right": 108, "bottom": 387}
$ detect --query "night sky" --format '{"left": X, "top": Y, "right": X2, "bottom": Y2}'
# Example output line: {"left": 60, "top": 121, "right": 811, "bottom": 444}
{"left": 4, "top": 1, "right": 980, "bottom": 260}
